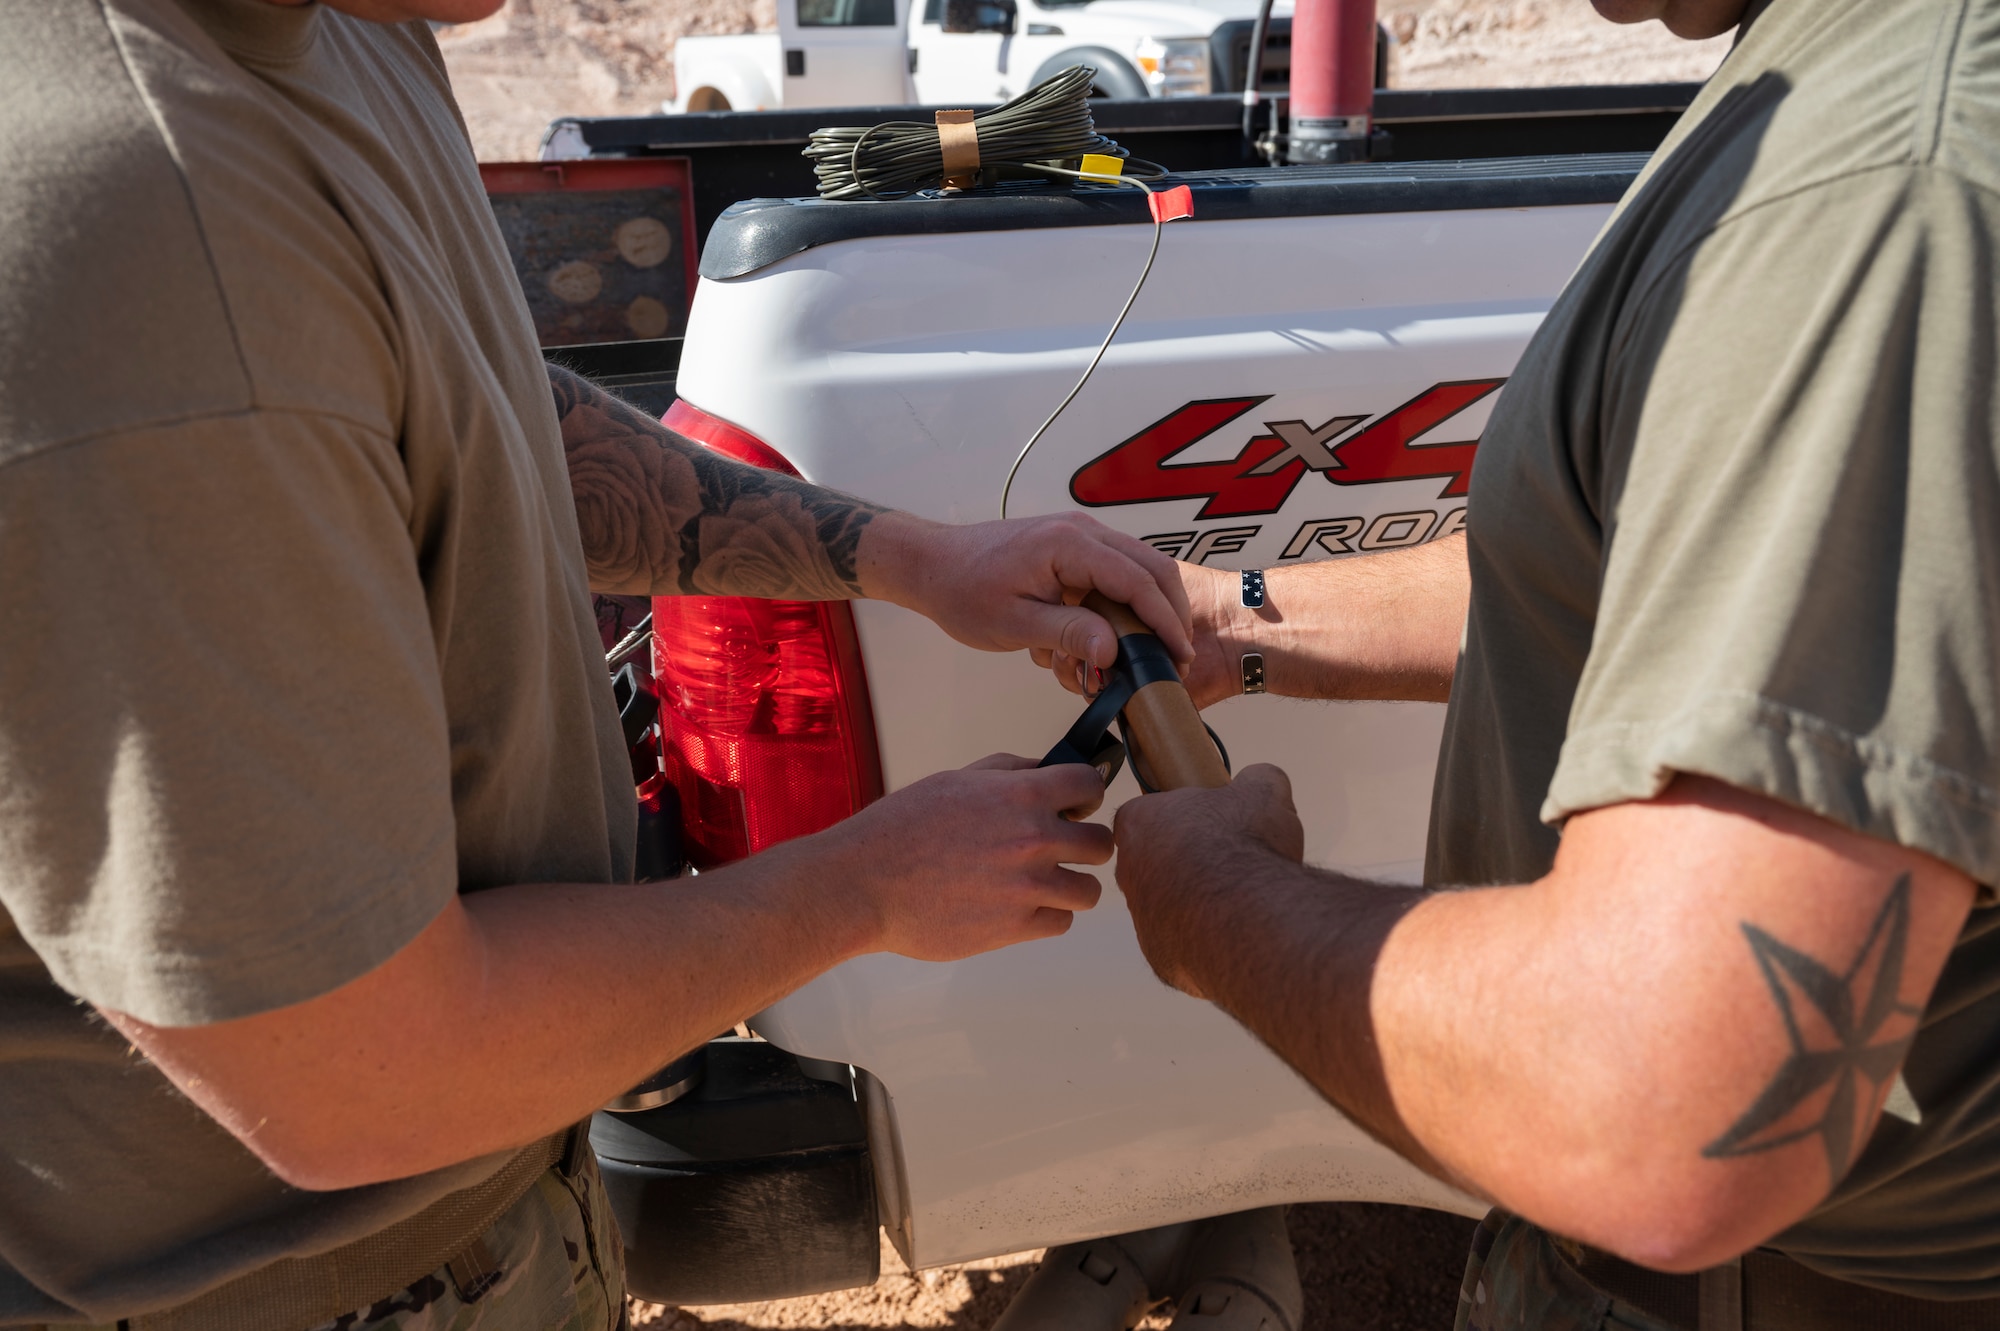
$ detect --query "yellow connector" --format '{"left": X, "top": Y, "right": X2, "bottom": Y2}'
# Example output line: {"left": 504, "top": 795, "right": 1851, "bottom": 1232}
{"left": 1079, "top": 153, "right": 1124, "bottom": 179}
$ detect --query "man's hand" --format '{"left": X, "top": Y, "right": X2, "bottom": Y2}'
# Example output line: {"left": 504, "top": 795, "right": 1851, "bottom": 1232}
{"left": 1112, "top": 765, "right": 1306, "bottom": 997}
{"left": 1168, "top": 562, "right": 1254, "bottom": 707}
{"left": 821, "top": 754, "right": 1110, "bottom": 960}
{"left": 861, "top": 510, "right": 1193, "bottom": 672}
{"left": 1038, "top": 561, "right": 1243, "bottom": 706}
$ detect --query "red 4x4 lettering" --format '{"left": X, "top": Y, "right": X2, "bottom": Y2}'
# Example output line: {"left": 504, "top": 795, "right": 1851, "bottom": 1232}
{"left": 1069, "top": 380, "right": 1505, "bottom": 519}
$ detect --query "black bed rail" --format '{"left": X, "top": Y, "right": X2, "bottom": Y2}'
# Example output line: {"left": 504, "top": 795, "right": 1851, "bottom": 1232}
{"left": 540, "top": 82, "right": 1698, "bottom": 253}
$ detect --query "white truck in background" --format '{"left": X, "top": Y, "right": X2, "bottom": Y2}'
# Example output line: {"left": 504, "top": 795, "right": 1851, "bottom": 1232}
{"left": 668, "top": 0, "right": 1282, "bottom": 114}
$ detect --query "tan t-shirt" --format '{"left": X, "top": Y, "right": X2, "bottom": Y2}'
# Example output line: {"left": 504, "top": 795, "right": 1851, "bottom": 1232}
{"left": 1430, "top": 0, "right": 2000, "bottom": 1296}
{"left": 0, "top": 0, "right": 633, "bottom": 1320}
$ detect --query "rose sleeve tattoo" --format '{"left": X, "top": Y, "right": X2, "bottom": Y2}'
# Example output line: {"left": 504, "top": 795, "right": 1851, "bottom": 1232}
{"left": 549, "top": 363, "right": 886, "bottom": 599}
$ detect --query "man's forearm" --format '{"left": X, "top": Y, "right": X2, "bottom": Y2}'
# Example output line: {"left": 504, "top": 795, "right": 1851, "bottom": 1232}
{"left": 107, "top": 834, "right": 869, "bottom": 1191}
{"left": 1208, "top": 534, "right": 1468, "bottom": 703}
{"left": 551, "top": 363, "right": 1199, "bottom": 665}
{"left": 110, "top": 756, "right": 1114, "bottom": 1192}
{"left": 1150, "top": 841, "right": 1444, "bottom": 1175}
{"left": 1256, "top": 533, "right": 1468, "bottom": 702}
{"left": 1126, "top": 774, "right": 1978, "bottom": 1270}
{"left": 549, "top": 362, "right": 890, "bottom": 599}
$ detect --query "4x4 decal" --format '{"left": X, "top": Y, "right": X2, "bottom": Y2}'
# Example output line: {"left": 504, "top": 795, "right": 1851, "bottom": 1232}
{"left": 1068, "top": 379, "right": 1506, "bottom": 519}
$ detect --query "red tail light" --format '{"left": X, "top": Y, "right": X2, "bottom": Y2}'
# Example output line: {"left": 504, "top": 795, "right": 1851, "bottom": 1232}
{"left": 652, "top": 400, "right": 883, "bottom": 868}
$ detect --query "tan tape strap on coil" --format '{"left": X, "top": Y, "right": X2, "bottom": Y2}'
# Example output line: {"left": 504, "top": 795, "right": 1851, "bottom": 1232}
{"left": 126, "top": 1127, "right": 574, "bottom": 1331}
{"left": 935, "top": 109, "right": 980, "bottom": 188}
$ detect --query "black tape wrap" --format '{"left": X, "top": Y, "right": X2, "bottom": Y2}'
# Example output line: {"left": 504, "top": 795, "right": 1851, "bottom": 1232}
{"left": 1116, "top": 632, "right": 1180, "bottom": 689}
{"left": 1039, "top": 631, "right": 1230, "bottom": 791}
{"left": 1040, "top": 679, "right": 1132, "bottom": 779}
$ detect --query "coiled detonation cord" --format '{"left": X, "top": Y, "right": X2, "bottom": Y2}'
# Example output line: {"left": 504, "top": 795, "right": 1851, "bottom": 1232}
{"left": 806, "top": 65, "right": 1166, "bottom": 200}
{"left": 804, "top": 66, "right": 1190, "bottom": 518}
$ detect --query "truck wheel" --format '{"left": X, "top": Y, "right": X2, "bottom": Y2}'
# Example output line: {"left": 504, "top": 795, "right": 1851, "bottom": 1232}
{"left": 1030, "top": 49, "right": 1149, "bottom": 99}
{"left": 686, "top": 86, "right": 732, "bottom": 112}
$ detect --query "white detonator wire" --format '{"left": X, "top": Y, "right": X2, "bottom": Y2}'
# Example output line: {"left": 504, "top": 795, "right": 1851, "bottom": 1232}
{"left": 999, "top": 170, "right": 1168, "bottom": 519}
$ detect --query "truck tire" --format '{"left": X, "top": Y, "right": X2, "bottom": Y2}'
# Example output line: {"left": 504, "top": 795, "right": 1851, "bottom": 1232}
{"left": 1031, "top": 48, "right": 1149, "bottom": 99}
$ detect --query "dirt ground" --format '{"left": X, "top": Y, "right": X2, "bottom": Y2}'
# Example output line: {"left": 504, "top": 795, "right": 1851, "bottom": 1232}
{"left": 442, "top": 3, "right": 1698, "bottom": 1325}
{"left": 435, "top": 0, "right": 1730, "bottom": 162}
{"left": 627, "top": 1205, "right": 1480, "bottom": 1331}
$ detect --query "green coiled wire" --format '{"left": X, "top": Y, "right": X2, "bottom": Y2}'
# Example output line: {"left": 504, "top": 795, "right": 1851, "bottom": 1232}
{"left": 804, "top": 65, "right": 1168, "bottom": 200}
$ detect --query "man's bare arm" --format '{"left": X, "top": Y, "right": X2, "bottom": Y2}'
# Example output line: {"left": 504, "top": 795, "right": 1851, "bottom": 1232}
{"left": 1114, "top": 771, "right": 1975, "bottom": 1270}
{"left": 551, "top": 362, "right": 885, "bottom": 600}
{"left": 1038, "top": 535, "right": 1470, "bottom": 708}
{"left": 104, "top": 758, "right": 1110, "bottom": 1191}
{"left": 550, "top": 363, "right": 1199, "bottom": 669}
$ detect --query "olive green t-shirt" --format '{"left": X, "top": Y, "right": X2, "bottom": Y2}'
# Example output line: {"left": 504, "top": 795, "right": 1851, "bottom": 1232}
{"left": 1429, "top": 0, "right": 2000, "bottom": 1297}
{"left": 0, "top": 0, "right": 633, "bottom": 1321}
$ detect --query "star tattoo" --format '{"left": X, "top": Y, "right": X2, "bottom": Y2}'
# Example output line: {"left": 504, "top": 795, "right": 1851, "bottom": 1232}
{"left": 1703, "top": 875, "right": 1922, "bottom": 1181}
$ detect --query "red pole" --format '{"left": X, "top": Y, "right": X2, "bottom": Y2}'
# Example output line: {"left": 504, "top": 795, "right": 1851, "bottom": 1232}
{"left": 1287, "top": 0, "right": 1375, "bottom": 163}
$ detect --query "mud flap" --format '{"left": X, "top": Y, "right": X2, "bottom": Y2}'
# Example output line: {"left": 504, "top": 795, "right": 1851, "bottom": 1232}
{"left": 592, "top": 1038, "right": 880, "bottom": 1305}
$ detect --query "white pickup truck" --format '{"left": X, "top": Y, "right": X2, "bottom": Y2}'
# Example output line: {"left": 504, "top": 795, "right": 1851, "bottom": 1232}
{"left": 557, "top": 142, "right": 1657, "bottom": 1311}
{"left": 668, "top": 0, "right": 1292, "bottom": 114}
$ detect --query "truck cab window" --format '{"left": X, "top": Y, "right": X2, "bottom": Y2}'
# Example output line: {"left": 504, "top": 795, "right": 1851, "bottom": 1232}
{"left": 796, "top": 0, "right": 897, "bottom": 26}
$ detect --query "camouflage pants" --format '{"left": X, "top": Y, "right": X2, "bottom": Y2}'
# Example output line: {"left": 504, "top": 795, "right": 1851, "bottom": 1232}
{"left": 305, "top": 1149, "right": 628, "bottom": 1331}
{"left": 1456, "top": 1211, "right": 1682, "bottom": 1331}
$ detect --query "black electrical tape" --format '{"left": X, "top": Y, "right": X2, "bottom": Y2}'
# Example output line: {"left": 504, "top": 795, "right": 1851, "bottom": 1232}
{"left": 1115, "top": 632, "right": 1180, "bottom": 689}
{"left": 1041, "top": 630, "right": 1227, "bottom": 790}
{"left": 1041, "top": 673, "right": 1133, "bottom": 774}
